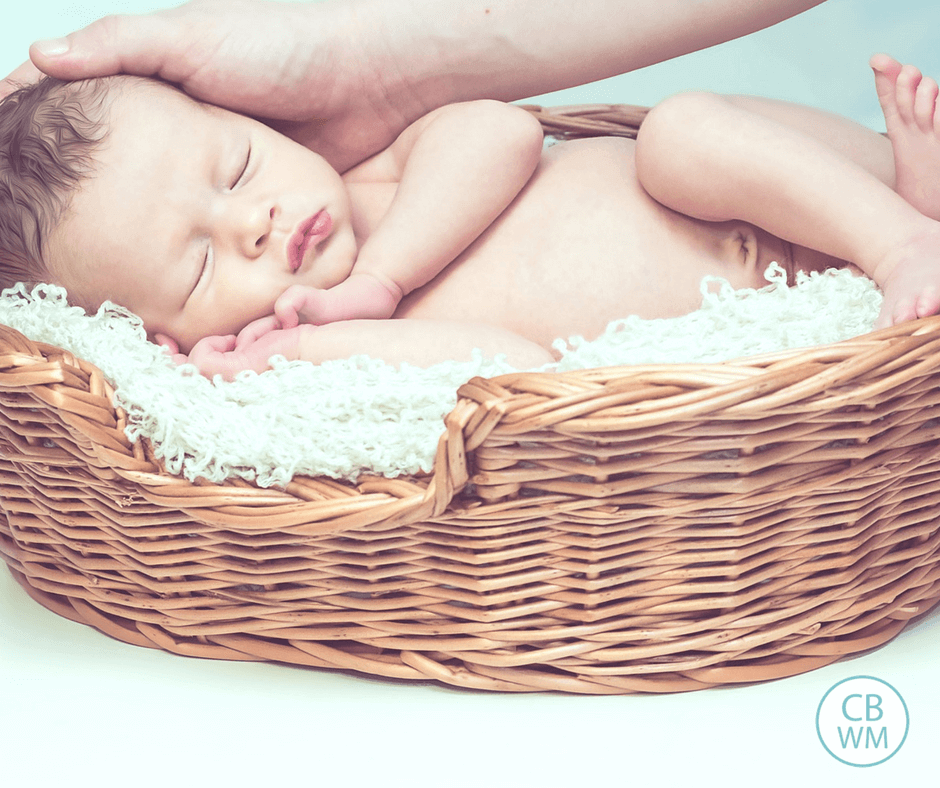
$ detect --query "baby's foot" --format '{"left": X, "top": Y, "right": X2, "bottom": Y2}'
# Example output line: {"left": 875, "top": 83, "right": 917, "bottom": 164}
{"left": 871, "top": 54, "right": 940, "bottom": 221}
{"left": 875, "top": 227, "right": 940, "bottom": 328}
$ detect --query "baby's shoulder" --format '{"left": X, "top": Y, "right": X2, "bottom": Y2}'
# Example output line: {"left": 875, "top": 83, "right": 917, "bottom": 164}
{"left": 341, "top": 145, "right": 402, "bottom": 185}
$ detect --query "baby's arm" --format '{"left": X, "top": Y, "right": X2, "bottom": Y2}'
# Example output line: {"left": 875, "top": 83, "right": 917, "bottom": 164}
{"left": 184, "top": 318, "right": 555, "bottom": 381}
{"left": 634, "top": 91, "right": 940, "bottom": 327}
{"left": 289, "top": 101, "right": 545, "bottom": 325}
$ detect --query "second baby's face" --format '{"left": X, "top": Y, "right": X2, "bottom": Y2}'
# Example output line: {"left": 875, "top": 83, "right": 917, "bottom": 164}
{"left": 47, "top": 80, "right": 360, "bottom": 353}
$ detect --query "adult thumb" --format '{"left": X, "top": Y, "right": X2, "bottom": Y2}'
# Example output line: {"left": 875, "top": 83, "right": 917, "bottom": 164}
{"left": 29, "top": 13, "right": 176, "bottom": 81}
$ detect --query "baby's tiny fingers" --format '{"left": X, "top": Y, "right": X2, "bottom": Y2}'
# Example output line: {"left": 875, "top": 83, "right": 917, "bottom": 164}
{"left": 236, "top": 315, "right": 280, "bottom": 347}
{"left": 153, "top": 332, "right": 180, "bottom": 355}
{"left": 201, "top": 334, "right": 238, "bottom": 352}
{"left": 188, "top": 334, "right": 237, "bottom": 364}
{"left": 274, "top": 286, "right": 315, "bottom": 328}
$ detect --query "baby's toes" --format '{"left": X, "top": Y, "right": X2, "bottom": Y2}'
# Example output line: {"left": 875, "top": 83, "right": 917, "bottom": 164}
{"left": 896, "top": 64, "right": 924, "bottom": 124}
{"left": 870, "top": 53, "right": 903, "bottom": 80}
{"left": 915, "top": 286, "right": 940, "bottom": 319}
{"left": 914, "top": 75, "right": 940, "bottom": 133}
{"left": 877, "top": 295, "right": 919, "bottom": 328}
{"left": 876, "top": 298, "right": 906, "bottom": 328}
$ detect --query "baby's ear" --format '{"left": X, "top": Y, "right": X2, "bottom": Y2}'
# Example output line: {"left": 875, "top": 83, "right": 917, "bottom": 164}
{"left": 153, "top": 332, "right": 180, "bottom": 355}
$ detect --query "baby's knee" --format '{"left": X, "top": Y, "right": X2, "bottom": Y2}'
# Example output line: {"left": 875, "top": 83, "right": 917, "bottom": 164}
{"left": 635, "top": 91, "right": 723, "bottom": 188}
{"left": 641, "top": 91, "right": 729, "bottom": 140}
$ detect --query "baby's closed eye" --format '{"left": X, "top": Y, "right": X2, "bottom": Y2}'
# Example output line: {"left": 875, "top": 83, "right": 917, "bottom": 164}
{"left": 229, "top": 141, "right": 252, "bottom": 190}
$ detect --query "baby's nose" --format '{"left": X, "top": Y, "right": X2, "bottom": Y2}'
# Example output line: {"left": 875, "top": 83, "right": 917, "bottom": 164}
{"left": 235, "top": 203, "right": 278, "bottom": 258}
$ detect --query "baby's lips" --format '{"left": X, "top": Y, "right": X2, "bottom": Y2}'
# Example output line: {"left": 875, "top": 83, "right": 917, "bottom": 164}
{"left": 288, "top": 209, "right": 333, "bottom": 271}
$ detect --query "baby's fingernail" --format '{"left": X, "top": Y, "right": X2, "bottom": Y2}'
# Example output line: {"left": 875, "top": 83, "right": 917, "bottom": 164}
{"left": 34, "top": 37, "right": 70, "bottom": 57}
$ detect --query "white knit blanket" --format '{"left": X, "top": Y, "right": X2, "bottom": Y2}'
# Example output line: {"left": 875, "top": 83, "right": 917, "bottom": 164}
{"left": 0, "top": 265, "right": 881, "bottom": 486}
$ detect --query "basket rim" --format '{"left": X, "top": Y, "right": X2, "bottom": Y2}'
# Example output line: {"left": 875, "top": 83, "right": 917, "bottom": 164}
{"left": 0, "top": 310, "right": 937, "bottom": 536}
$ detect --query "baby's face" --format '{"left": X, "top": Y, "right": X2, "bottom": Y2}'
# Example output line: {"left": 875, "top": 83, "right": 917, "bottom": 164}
{"left": 47, "top": 81, "right": 359, "bottom": 353}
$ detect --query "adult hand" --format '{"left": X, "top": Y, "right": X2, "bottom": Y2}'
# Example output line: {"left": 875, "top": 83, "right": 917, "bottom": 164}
{"left": 28, "top": 0, "right": 429, "bottom": 171}
{"left": 25, "top": 0, "right": 828, "bottom": 171}
{"left": 0, "top": 59, "right": 43, "bottom": 100}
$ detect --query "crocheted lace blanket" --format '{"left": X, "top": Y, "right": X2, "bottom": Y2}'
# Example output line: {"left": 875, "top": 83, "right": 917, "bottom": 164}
{"left": 0, "top": 265, "right": 881, "bottom": 486}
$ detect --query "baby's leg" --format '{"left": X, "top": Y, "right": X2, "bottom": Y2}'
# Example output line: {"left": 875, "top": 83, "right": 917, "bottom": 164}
{"left": 635, "top": 90, "right": 940, "bottom": 329}
{"left": 693, "top": 90, "right": 940, "bottom": 325}
{"left": 722, "top": 94, "right": 895, "bottom": 188}
{"left": 870, "top": 54, "right": 940, "bottom": 221}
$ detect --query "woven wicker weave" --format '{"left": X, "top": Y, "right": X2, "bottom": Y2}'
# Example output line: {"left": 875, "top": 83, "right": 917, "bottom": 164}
{"left": 2, "top": 104, "right": 940, "bottom": 694}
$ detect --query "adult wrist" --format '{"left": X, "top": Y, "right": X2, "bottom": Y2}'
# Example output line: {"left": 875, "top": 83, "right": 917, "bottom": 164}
{"left": 360, "top": 0, "right": 524, "bottom": 114}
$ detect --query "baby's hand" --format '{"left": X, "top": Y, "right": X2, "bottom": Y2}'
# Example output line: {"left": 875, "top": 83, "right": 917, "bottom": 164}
{"left": 275, "top": 274, "right": 402, "bottom": 327}
{"left": 181, "top": 327, "right": 305, "bottom": 381}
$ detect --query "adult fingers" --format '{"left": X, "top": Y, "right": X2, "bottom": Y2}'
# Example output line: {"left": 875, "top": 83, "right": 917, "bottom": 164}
{"left": 1, "top": 60, "right": 44, "bottom": 99}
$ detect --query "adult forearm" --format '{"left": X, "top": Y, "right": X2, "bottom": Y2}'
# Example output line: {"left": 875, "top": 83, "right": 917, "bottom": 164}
{"left": 22, "top": 0, "right": 826, "bottom": 171}
{"left": 372, "top": 0, "right": 827, "bottom": 108}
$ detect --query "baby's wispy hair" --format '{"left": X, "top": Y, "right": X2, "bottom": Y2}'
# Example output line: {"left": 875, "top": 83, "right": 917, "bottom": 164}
{"left": 0, "top": 76, "right": 113, "bottom": 291}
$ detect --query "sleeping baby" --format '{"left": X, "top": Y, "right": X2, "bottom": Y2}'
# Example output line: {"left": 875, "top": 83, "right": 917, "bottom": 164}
{"left": 0, "top": 53, "right": 939, "bottom": 379}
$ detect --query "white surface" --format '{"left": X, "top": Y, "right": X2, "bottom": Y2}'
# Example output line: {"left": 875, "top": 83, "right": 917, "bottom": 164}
{"left": 2, "top": 0, "right": 940, "bottom": 784}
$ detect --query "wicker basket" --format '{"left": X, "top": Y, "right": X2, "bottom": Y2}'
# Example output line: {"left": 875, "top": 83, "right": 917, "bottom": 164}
{"left": 2, "top": 104, "right": 940, "bottom": 695}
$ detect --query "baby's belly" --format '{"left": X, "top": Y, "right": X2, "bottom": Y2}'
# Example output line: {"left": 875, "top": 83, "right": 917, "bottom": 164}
{"left": 396, "top": 137, "right": 771, "bottom": 347}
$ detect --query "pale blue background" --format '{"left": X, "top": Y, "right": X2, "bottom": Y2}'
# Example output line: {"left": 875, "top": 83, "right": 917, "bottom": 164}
{"left": 1, "top": 1, "right": 939, "bottom": 786}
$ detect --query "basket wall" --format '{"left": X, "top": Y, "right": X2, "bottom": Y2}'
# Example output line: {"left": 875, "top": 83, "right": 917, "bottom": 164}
{"left": 1, "top": 105, "right": 940, "bottom": 694}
